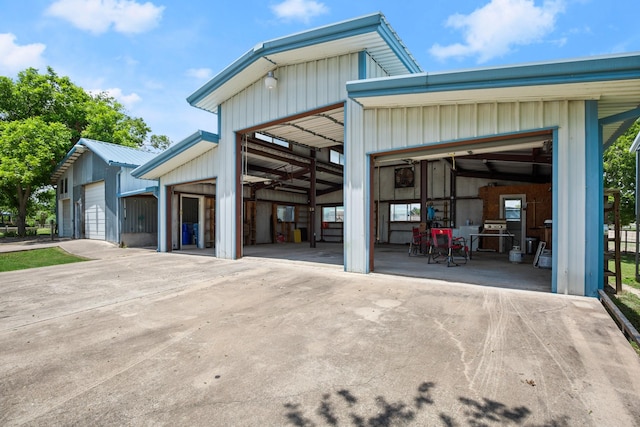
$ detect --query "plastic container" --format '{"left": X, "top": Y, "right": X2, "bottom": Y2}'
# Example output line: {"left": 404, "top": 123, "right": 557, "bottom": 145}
{"left": 509, "top": 246, "right": 523, "bottom": 263}
{"left": 538, "top": 250, "right": 552, "bottom": 269}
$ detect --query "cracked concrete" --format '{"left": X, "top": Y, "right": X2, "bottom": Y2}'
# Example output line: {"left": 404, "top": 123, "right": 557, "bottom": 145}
{"left": 1, "top": 239, "right": 639, "bottom": 426}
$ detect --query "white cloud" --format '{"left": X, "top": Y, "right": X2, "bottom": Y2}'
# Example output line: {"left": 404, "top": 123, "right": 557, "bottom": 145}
{"left": 89, "top": 87, "right": 142, "bottom": 109}
{"left": 270, "top": 0, "right": 328, "bottom": 23}
{"left": 0, "top": 33, "right": 46, "bottom": 75}
{"left": 429, "top": 0, "right": 566, "bottom": 63}
{"left": 186, "top": 68, "right": 213, "bottom": 81}
{"left": 46, "top": 0, "right": 164, "bottom": 35}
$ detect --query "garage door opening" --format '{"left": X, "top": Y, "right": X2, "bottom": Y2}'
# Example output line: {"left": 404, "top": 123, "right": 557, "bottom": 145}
{"left": 369, "top": 131, "right": 554, "bottom": 292}
{"left": 236, "top": 103, "right": 346, "bottom": 266}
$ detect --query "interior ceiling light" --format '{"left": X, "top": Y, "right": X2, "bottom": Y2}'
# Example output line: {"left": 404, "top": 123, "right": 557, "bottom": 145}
{"left": 264, "top": 71, "right": 277, "bottom": 90}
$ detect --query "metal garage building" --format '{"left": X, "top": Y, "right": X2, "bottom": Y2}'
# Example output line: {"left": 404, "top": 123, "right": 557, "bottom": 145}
{"left": 133, "top": 13, "right": 640, "bottom": 296}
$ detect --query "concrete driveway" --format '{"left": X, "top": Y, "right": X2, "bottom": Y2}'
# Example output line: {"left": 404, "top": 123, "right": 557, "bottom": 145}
{"left": 1, "top": 240, "right": 639, "bottom": 426}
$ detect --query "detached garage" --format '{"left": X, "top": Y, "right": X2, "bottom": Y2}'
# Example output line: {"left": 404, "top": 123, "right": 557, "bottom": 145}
{"left": 134, "top": 13, "right": 640, "bottom": 296}
{"left": 52, "top": 138, "right": 159, "bottom": 247}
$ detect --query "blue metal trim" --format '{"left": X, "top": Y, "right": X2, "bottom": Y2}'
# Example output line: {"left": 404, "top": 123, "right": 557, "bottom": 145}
{"left": 51, "top": 144, "right": 83, "bottom": 177}
{"left": 585, "top": 100, "right": 602, "bottom": 297}
{"left": 631, "top": 129, "right": 640, "bottom": 153}
{"left": 358, "top": 51, "right": 367, "bottom": 80}
{"left": 605, "top": 117, "right": 638, "bottom": 150}
{"left": 118, "top": 186, "right": 159, "bottom": 198}
{"left": 599, "top": 106, "right": 640, "bottom": 125}
{"left": 187, "top": 13, "right": 422, "bottom": 106}
{"left": 109, "top": 161, "right": 142, "bottom": 168}
{"left": 375, "top": 20, "right": 422, "bottom": 74}
{"left": 132, "top": 130, "right": 219, "bottom": 178}
{"left": 348, "top": 53, "right": 640, "bottom": 98}
{"left": 552, "top": 128, "right": 559, "bottom": 293}
{"left": 217, "top": 104, "right": 222, "bottom": 134}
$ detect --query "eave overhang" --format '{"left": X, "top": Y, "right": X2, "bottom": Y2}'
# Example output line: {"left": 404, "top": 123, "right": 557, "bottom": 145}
{"left": 187, "top": 12, "right": 422, "bottom": 113}
{"left": 348, "top": 52, "right": 640, "bottom": 147}
{"left": 132, "top": 130, "right": 219, "bottom": 180}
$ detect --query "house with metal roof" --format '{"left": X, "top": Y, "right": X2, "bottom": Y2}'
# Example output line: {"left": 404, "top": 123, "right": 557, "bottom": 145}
{"left": 133, "top": 12, "right": 640, "bottom": 296}
{"left": 52, "top": 138, "right": 159, "bottom": 247}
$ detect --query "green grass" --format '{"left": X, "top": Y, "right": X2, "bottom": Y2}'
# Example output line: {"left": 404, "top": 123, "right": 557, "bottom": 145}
{"left": 617, "top": 254, "right": 640, "bottom": 290}
{"left": 0, "top": 247, "right": 87, "bottom": 272}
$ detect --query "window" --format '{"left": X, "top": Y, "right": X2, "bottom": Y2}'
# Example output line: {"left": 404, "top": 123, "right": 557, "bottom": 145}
{"left": 255, "top": 132, "right": 289, "bottom": 148}
{"left": 329, "top": 149, "right": 344, "bottom": 165}
{"left": 277, "top": 205, "right": 295, "bottom": 222}
{"left": 390, "top": 203, "right": 421, "bottom": 222}
{"left": 322, "top": 206, "right": 344, "bottom": 223}
{"left": 504, "top": 199, "right": 522, "bottom": 221}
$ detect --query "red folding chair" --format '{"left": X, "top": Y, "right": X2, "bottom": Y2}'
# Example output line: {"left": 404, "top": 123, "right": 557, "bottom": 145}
{"left": 427, "top": 228, "right": 468, "bottom": 267}
{"left": 408, "top": 224, "right": 429, "bottom": 256}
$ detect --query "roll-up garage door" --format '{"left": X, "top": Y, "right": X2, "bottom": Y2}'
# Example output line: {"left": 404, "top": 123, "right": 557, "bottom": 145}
{"left": 84, "top": 181, "right": 105, "bottom": 240}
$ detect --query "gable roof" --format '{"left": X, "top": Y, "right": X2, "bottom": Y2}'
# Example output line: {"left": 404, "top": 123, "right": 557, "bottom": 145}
{"left": 132, "top": 130, "right": 219, "bottom": 180}
{"left": 51, "top": 138, "right": 157, "bottom": 183}
{"left": 347, "top": 52, "right": 640, "bottom": 147}
{"left": 187, "top": 12, "right": 422, "bottom": 113}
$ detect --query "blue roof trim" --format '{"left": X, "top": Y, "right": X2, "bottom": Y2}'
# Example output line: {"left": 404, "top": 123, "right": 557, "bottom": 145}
{"left": 52, "top": 143, "right": 83, "bottom": 175}
{"left": 600, "top": 106, "right": 640, "bottom": 125}
{"left": 375, "top": 17, "right": 421, "bottom": 74}
{"left": 118, "top": 186, "right": 159, "bottom": 198}
{"left": 132, "top": 130, "right": 219, "bottom": 178}
{"left": 347, "top": 53, "right": 640, "bottom": 98}
{"left": 187, "top": 13, "right": 421, "bottom": 107}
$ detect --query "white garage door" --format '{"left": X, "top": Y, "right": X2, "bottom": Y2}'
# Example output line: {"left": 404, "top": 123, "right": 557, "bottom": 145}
{"left": 84, "top": 181, "right": 105, "bottom": 240}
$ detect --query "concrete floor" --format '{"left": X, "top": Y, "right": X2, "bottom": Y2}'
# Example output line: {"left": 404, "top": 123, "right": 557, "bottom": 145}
{"left": 184, "top": 242, "right": 553, "bottom": 293}
{"left": 2, "top": 240, "right": 637, "bottom": 427}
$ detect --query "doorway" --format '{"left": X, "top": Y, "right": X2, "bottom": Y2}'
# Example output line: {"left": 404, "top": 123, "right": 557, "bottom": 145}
{"left": 500, "top": 194, "right": 526, "bottom": 252}
{"left": 180, "top": 196, "right": 201, "bottom": 249}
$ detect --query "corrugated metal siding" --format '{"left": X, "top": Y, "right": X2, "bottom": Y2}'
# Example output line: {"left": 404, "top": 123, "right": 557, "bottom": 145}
{"left": 121, "top": 196, "right": 157, "bottom": 234}
{"left": 366, "top": 53, "right": 389, "bottom": 79}
{"left": 120, "top": 167, "right": 157, "bottom": 194}
{"left": 350, "top": 99, "right": 589, "bottom": 294}
{"left": 225, "top": 53, "right": 358, "bottom": 131}
{"left": 212, "top": 52, "right": 361, "bottom": 259}
{"left": 345, "top": 98, "right": 367, "bottom": 273}
{"left": 105, "top": 167, "right": 119, "bottom": 243}
{"left": 161, "top": 150, "right": 217, "bottom": 186}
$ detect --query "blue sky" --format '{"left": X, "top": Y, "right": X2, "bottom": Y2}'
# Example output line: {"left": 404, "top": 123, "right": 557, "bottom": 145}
{"left": 1, "top": 0, "right": 639, "bottom": 145}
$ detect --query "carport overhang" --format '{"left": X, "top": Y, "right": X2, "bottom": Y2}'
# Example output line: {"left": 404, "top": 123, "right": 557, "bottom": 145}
{"left": 132, "top": 130, "right": 219, "bottom": 180}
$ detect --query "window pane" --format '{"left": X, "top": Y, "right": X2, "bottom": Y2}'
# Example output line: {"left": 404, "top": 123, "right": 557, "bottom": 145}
{"left": 504, "top": 200, "right": 521, "bottom": 221}
{"left": 277, "top": 205, "right": 295, "bottom": 222}
{"left": 322, "top": 207, "right": 336, "bottom": 222}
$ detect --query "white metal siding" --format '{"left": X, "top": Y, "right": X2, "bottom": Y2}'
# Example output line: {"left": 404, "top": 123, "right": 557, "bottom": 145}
{"left": 346, "top": 99, "right": 589, "bottom": 294}
{"left": 84, "top": 181, "right": 106, "bottom": 240}
{"left": 161, "top": 150, "right": 217, "bottom": 186}
{"left": 214, "top": 52, "right": 360, "bottom": 260}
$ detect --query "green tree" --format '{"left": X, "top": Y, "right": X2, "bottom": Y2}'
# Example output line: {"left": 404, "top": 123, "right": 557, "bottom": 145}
{"left": 0, "top": 118, "right": 71, "bottom": 235}
{"left": 82, "top": 92, "right": 150, "bottom": 148}
{"left": 603, "top": 119, "right": 640, "bottom": 225}
{"left": 0, "top": 67, "right": 167, "bottom": 236}
{"left": 147, "top": 134, "right": 172, "bottom": 152}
